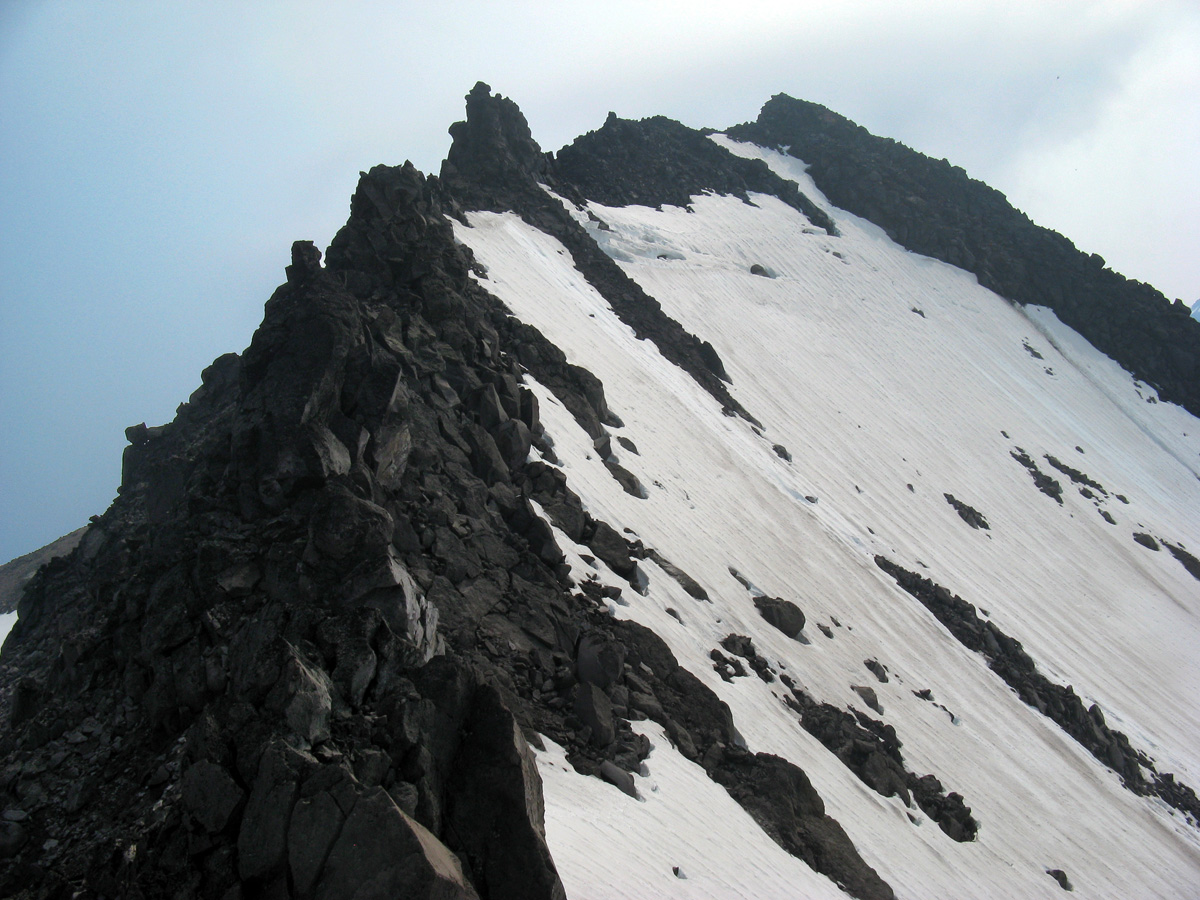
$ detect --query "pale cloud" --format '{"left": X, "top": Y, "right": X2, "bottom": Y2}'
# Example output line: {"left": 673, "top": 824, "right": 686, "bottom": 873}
{"left": 999, "top": 13, "right": 1200, "bottom": 301}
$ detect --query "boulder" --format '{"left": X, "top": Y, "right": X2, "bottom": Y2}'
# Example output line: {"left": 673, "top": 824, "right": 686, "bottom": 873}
{"left": 599, "top": 761, "right": 638, "bottom": 798}
{"left": 265, "top": 649, "right": 333, "bottom": 745}
{"left": 447, "top": 685, "right": 568, "bottom": 900}
{"left": 182, "top": 760, "right": 245, "bottom": 834}
{"left": 494, "top": 418, "right": 533, "bottom": 470}
{"left": 288, "top": 791, "right": 346, "bottom": 897}
{"left": 315, "top": 787, "right": 479, "bottom": 900}
{"left": 587, "top": 522, "right": 635, "bottom": 578}
{"left": 574, "top": 682, "right": 615, "bottom": 747}
{"left": 575, "top": 632, "right": 625, "bottom": 690}
{"left": 237, "top": 741, "right": 307, "bottom": 881}
{"left": 754, "top": 596, "right": 806, "bottom": 638}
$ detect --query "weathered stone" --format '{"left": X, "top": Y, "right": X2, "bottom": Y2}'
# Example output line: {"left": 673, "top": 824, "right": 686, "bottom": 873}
{"left": 477, "top": 384, "right": 509, "bottom": 429}
{"left": 599, "top": 761, "right": 638, "bottom": 798}
{"left": 754, "top": 595, "right": 806, "bottom": 638}
{"left": 646, "top": 550, "right": 708, "bottom": 601}
{"left": 574, "top": 682, "right": 615, "bottom": 747}
{"left": 0, "top": 823, "right": 27, "bottom": 860}
{"left": 1133, "top": 532, "right": 1160, "bottom": 551}
{"left": 317, "top": 610, "right": 379, "bottom": 709}
{"left": 447, "top": 685, "right": 567, "bottom": 900}
{"left": 265, "top": 650, "right": 333, "bottom": 745}
{"left": 237, "top": 741, "right": 306, "bottom": 881}
{"left": 182, "top": 760, "right": 245, "bottom": 834}
{"left": 864, "top": 659, "right": 889, "bottom": 683}
{"left": 575, "top": 632, "right": 624, "bottom": 690}
{"left": 315, "top": 787, "right": 478, "bottom": 900}
{"left": 494, "top": 418, "right": 533, "bottom": 470}
{"left": 371, "top": 419, "right": 412, "bottom": 490}
{"left": 288, "top": 790, "right": 345, "bottom": 897}
{"left": 852, "top": 685, "right": 883, "bottom": 714}
{"left": 587, "top": 521, "right": 635, "bottom": 578}
{"left": 1047, "top": 868, "right": 1074, "bottom": 891}
{"left": 308, "top": 487, "right": 391, "bottom": 565}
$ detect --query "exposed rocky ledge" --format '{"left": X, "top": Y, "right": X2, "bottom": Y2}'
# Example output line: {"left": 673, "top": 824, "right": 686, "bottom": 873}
{"left": 439, "top": 83, "right": 759, "bottom": 425}
{"left": 875, "top": 556, "right": 1200, "bottom": 826}
{"left": 729, "top": 95, "right": 1200, "bottom": 418}
{"left": 0, "top": 95, "right": 889, "bottom": 899}
{"left": 555, "top": 112, "right": 837, "bottom": 234}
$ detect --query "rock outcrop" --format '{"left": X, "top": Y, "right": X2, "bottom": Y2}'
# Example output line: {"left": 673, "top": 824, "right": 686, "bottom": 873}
{"left": 0, "top": 86, "right": 894, "bottom": 900}
{"left": 728, "top": 95, "right": 1200, "bottom": 417}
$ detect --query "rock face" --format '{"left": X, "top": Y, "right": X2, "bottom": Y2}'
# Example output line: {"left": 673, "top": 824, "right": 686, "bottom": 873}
{"left": 3, "top": 82, "right": 1198, "bottom": 899}
{"left": 728, "top": 95, "right": 1200, "bottom": 418}
{"left": 0, "top": 527, "right": 86, "bottom": 615}
{"left": 0, "top": 85, "right": 899, "bottom": 900}
{"left": 555, "top": 112, "right": 838, "bottom": 234}
{"left": 0, "top": 105, "right": 587, "bottom": 899}
{"left": 441, "top": 83, "right": 758, "bottom": 427}
{"left": 874, "top": 556, "right": 1200, "bottom": 825}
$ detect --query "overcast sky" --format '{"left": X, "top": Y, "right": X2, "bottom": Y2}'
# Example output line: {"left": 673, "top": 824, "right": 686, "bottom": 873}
{"left": 1, "top": 0, "right": 1198, "bottom": 563}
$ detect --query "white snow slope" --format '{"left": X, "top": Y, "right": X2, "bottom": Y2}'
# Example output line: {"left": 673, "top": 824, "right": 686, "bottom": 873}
{"left": 452, "top": 139, "right": 1200, "bottom": 899}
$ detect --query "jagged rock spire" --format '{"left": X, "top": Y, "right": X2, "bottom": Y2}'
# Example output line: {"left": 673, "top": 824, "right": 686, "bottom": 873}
{"left": 440, "top": 82, "right": 550, "bottom": 210}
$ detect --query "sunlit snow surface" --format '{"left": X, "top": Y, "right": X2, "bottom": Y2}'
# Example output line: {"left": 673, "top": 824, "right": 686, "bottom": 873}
{"left": 0, "top": 611, "right": 16, "bottom": 649}
{"left": 452, "top": 139, "right": 1200, "bottom": 898}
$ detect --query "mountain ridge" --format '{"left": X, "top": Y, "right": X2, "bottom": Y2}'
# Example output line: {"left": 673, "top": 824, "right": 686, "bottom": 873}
{"left": 1, "top": 83, "right": 1197, "bottom": 899}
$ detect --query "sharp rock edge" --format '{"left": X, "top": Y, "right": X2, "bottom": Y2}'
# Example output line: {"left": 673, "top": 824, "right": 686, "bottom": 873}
{"left": 1, "top": 82, "right": 1198, "bottom": 900}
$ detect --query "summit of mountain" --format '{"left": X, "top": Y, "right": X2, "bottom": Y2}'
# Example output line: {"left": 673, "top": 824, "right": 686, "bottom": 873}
{"left": 1, "top": 85, "right": 1198, "bottom": 900}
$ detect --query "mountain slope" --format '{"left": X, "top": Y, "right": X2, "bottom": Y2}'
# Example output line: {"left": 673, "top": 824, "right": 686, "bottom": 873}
{"left": 1, "top": 85, "right": 1198, "bottom": 900}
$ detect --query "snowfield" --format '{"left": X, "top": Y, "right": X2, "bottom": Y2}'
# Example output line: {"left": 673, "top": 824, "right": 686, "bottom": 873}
{"left": 452, "top": 139, "right": 1200, "bottom": 898}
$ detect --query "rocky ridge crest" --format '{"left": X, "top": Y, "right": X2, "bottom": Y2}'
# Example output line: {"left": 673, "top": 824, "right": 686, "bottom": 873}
{"left": 0, "top": 86, "right": 895, "bottom": 900}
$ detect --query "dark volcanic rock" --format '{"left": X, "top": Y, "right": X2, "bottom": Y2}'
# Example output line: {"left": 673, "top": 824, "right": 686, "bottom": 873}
{"left": 1132, "top": 532, "right": 1160, "bottom": 551}
{"left": 1044, "top": 455, "right": 1106, "bottom": 495}
{"left": 875, "top": 555, "right": 1200, "bottom": 826}
{"left": 1164, "top": 541, "right": 1200, "bottom": 582}
{"left": 1010, "top": 448, "right": 1064, "bottom": 503}
{"left": 729, "top": 94, "right": 1200, "bottom": 418}
{"left": 782, "top": 687, "right": 977, "bottom": 843}
{"left": 0, "top": 129, "right": 588, "bottom": 899}
{"left": 440, "top": 83, "right": 760, "bottom": 427}
{"left": 602, "top": 619, "right": 894, "bottom": 899}
{"left": 315, "top": 787, "right": 479, "bottom": 900}
{"left": 555, "top": 112, "right": 837, "bottom": 234}
{"left": 646, "top": 548, "right": 709, "bottom": 601}
{"left": 753, "top": 595, "right": 806, "bottom": 638}
{"left": 1047, "top": 868, "right": 1074, "bottom": 891}
{"left": 943, "top": 493, "right": 989, "bottom": 530}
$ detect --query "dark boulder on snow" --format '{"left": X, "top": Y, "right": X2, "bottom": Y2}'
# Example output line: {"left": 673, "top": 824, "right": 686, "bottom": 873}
{"left": 599, "top": 760, "right": 638, "bottom": 798}
{"left": 586, "top": 520, "right": 637, "bottom": 578}
{"left": 1164, "top": 541, "right": 1200, "bottom": 581}
{"left": 943, "top": 493, "right": 989, "bottom": 529}
{"left": 1047, "top": 868, "right": 1074, "bottom": 891}
{"left": 851, "top": 685, "right": 884, "bottom": 714}
{"left": 1132, "top": 532, "right": 1160, "bottom": 551}
{"left": 864, "top": 659, "right": 889, "bottom": 683}
{"left": 754, "top": 595, "right": 806, "bottom": 638}
{"left": 646, "top": 548, "right": 709, "bottom": 601}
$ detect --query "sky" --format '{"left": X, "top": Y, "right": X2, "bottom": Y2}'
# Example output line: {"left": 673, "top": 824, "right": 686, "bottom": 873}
{"left": 1, "top": 0, "right": 1198, "bottom": 564}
